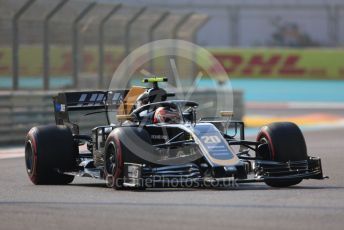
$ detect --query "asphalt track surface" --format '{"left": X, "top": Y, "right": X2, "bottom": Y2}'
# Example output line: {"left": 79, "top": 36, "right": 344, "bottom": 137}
{"left": 0, "top": 126, "right": 343, "bottom": 230}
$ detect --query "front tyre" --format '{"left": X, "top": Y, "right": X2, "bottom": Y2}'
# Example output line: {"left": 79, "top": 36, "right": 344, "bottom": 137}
{"left": 25, "top": 125, "right": 76, "bottom": 185}
{"left": 104, "top": 133, "right": 124, "bottom": 190}
{"left": 257, "top": 122, "right": 308, "bottom": 187}
{"left": 104, "top": 128, "right": 152, "bottom": 190}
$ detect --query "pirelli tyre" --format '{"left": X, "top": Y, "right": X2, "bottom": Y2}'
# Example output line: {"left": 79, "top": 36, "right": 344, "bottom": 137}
{"left": 104, "top": 132, "right": 124, "bottom": 190}
{"left": 257, "top": 122, "right": 308, "bottom": 187}
{"left": 25, "top": 125, "right": 76, "bottom": 185}
{"left": 104, "top": 127, "right": 152, "bottom": 190}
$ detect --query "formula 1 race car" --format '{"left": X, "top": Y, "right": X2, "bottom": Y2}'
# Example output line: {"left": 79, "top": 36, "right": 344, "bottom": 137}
{"left": 25, "top": 77, "right": 326, "bottom": 189}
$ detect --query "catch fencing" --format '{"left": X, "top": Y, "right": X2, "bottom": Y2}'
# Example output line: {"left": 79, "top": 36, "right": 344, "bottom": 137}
{"left": 0, "top": 0, "right": 209, "bottom": 90}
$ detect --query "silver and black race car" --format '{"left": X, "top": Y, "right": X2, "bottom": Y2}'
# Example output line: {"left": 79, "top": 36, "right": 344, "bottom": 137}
{"left": 25, "top": 78, "right": 326, "bottom": 189}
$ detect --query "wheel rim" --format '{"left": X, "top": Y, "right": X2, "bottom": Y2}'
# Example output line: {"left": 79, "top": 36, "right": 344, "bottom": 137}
{"left": 25, "top": 141, "right": 34, "bottom": 174}
{"left": 105, "top": 145, "right": 117, "bottom": 174}
{"left": 259, "top": 137, "right": 268, "bottom": 144}
{"left": 259, "top": 136, "right": 274, "bottom": 159}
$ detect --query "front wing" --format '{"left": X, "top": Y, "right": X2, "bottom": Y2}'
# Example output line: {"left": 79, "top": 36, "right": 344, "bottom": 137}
{"left": 120, "top": 156, "right": 325, "bottom": 188}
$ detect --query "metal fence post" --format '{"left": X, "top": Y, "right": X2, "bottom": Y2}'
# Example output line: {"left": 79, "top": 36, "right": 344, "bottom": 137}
{"left": 228, "top": 6, "right": 239, "bottom": 47}
{"left": 12, "top": 0, "right": 36, "bottom": 90}
{"left": 327, "top": 5, "right": 339, "bottom": 46}
{"left": 173, "top": 13, "right": 193, "bottom": 40}
{"left": 149, "top": 12, "right": 169, "bottom": 73}
{"left": 72, "top": 2, "right": 96, "bottom": 89}
{"left": 124, "top": 7, "right": 147, "bottom": 57}
{"left": 170, "top": 13, "right": 193, "bottom": 86}
{"left": 98, "top": 4, "right": 122, "bottom": 89}
{"left": 191, "top": 16, "right": 209, "bottom": 79}
{"left": 43, "top": 0, "right": 69, "bottom": 90}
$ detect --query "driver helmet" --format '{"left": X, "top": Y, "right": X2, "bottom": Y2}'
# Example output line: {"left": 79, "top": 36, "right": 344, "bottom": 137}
{"left": 153, "top": 107, "right": 181, "bottom": 124}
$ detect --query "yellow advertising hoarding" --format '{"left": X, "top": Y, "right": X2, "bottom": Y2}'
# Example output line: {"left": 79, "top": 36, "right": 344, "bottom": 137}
{"left": 207, "top": 48, "right": 344, "bottom": 79}
{"left": 1, "top": 46, "right": 344, "bottom": 79}
{"left": 0, "top": 46, "right": 124, "bottom": 76}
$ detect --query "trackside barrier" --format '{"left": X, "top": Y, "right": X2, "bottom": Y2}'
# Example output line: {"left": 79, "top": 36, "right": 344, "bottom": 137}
{"left": 0, "top": 89, "right": 244, "bottom": 146}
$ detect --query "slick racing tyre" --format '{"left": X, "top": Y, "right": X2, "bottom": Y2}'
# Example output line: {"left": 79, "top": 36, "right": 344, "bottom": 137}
{"left": 257, "top": 122, "right": 308, "bottom": 187}
{"left": 105, "top": 127, "right": 152, "bottom": 190}
{"left": 104, "top": 132, "right": 124, "bottom": 190}
{"left": 25, "top": 125, "right": 76, "bottom": 185}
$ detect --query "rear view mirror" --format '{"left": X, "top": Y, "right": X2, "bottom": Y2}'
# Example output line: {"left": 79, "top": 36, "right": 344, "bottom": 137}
{"left": 183, "top": 108, "right": 197, "bottom": 123}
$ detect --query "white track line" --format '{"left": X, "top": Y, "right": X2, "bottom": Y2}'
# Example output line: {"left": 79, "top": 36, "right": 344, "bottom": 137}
{"left": 0, "top": 148, "right": 24, "bottom": 159}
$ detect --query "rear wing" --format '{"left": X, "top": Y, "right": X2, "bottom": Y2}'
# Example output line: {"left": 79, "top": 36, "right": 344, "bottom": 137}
{"left": 53, "top": 90, "right": 128, "bottom": 127}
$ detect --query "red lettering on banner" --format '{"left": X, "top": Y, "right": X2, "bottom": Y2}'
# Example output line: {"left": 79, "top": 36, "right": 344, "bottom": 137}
{"left": 339, "top": 68, "right": 344, "bottom": 76}
{"left": 241, "top": 55, "right": 281, "bottom": 75}
{"left": 104, "top": 53, "right": 119, "bottom": 73}
{"left": 0, "top": 52, "right": 9, "bottom": 73}
{"left": 105, "top": 53, "right": 115, "bottom": 66}
{"left": 83, "top": 51, "right": 94, "bottom": 72}
{"left": 213, "top": 54, "right": 242, "bottom": 74}
{"left": 61, "top": 52, "right": 72, "bottom": 73}
{"left": 279, "top": 55, "right": 305, "bottom": 76}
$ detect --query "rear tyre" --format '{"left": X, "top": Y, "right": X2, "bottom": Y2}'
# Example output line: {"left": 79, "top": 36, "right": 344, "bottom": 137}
{"left": 25, "top": 125, "right": 76, "bottom": 185}
{"left": 256, "top": 122, "right": 307, "bottom": 187}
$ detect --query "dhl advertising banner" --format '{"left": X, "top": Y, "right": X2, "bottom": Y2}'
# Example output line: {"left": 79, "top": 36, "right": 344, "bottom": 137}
{"left": 0, "top": 46, "right": 344, "bottom": 79}
{"left": 207, "top": 48, "right": 344, "bottom": 79}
